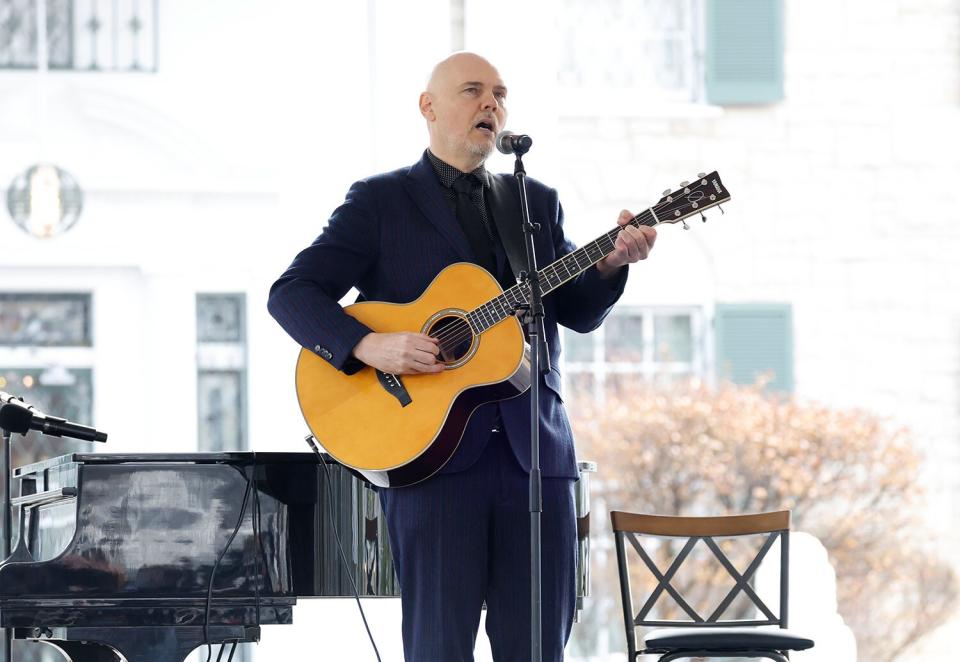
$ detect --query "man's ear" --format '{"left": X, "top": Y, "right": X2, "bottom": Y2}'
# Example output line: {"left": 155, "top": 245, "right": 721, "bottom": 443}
{"left": 419, "top": 92, "right": 435, "bottom": 121}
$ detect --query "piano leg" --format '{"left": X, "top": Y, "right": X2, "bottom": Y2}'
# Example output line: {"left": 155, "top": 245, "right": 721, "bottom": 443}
{"left": 23, "top": 626, "right": 258, "bottom": 662}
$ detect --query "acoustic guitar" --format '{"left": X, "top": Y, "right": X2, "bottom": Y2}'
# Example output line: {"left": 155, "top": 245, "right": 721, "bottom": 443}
{"left": 296, "top": 172, "right": 730, "bottom": 487}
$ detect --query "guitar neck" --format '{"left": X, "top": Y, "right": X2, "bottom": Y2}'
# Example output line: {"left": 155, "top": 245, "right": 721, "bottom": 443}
{"left": 464, "top": 170, "right": 730, "bottom": 334}
{"left": 466, "top": 210, "right": 658, "bottom": 334}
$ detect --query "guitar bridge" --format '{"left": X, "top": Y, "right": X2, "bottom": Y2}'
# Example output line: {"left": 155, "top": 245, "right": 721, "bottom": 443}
{"left": 376, "top": 370, "right": 412, "bottom": 407}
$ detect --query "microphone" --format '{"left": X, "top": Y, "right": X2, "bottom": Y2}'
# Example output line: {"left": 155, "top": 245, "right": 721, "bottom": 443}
{"left": 495, "top": 131, "right": 533, "bottom": 156}
{"left": 0, "top": 395, "right": 107, "bottom": 442}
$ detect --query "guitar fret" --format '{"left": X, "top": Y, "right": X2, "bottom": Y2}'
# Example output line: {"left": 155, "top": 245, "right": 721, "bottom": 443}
{"left": 482, "top": 304, "right": 493, "bottom": 328}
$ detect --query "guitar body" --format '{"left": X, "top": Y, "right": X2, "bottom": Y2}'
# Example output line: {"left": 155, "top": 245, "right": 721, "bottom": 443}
{"left": 296, "top": 262, "right": 531, "bottom": 488}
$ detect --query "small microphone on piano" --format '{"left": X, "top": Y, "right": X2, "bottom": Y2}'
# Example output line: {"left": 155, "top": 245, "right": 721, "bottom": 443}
{"left": 304, "top": 435, "right": 322, "bottom": 457}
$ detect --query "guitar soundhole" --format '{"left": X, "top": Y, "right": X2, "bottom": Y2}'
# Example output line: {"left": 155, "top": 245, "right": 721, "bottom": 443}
{"left": 428, "top": 315, "right": 475, "bottom": 366}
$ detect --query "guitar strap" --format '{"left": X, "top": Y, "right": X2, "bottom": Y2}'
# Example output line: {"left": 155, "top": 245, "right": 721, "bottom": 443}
{"left": 486, "top": 175, "right": 531, "bottom": 284}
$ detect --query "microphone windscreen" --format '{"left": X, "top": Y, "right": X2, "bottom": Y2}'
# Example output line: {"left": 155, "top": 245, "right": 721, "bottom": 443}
{"left": 495, "top": 130, "right": 515, "bottom": 155}
{"left": 0, "top": 403, "right": 32, "bottom": 434}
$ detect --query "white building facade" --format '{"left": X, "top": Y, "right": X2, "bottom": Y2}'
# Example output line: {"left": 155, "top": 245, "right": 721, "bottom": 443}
{"left": 1, "top": 1, "right": 958, "bottom": 660}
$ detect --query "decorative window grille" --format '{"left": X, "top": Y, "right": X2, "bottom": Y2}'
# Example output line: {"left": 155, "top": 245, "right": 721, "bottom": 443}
{"left": 0, "top": 0, "right": 158, "bottom": 71}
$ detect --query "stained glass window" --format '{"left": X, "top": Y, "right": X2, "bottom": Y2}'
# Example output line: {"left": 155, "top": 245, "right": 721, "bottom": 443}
{"left": 0, "top": 367, "right": 94, "bottom": 499}
{"left": 0, "top": 293, "right": 91, "bottom": 346}
{"left": 197, "top": 370, "right": 246, "bottom": 452}
{"left": 197, "top": 294, "right": 245, "bottom": 343}
{"left": 196, "top": 294, "right": 247, "bottom": 453}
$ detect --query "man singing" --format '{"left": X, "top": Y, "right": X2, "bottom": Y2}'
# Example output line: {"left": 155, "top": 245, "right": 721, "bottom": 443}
{"left": 268, "top": 51, "right": 656, "bottom": 661}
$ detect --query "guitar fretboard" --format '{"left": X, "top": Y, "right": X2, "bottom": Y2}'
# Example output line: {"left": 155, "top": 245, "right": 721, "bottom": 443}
{"left": 466, "top": 208, "right": 658, "bottom": 334}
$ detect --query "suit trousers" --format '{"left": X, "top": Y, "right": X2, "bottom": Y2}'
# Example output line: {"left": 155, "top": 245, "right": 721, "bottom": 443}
{"left": 378, "top": 430, "right": 577, "bottom": 661}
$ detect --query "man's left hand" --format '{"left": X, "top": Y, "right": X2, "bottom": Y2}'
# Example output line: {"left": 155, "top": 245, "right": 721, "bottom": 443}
{"left": 596, "top": 209, "right": 657, "bottom": 278}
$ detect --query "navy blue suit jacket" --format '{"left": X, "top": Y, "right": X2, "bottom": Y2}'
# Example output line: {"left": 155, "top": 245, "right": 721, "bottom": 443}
{"left": 268, "top": 151, "right": 627, "bottom": 479}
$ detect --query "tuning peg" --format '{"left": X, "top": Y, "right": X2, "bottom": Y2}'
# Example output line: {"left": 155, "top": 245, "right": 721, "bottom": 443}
{"left": 700, "top": 211, "right": 707, "bottom": 223}
{"left": 698, "top": 172, "right": 706, "bottom": 178}
{"left": 682, "top": 220, "right": 690, "bottom": 230}
{"left": 680, "top": 181, "right": 689, "bottom": 187}
{"left": 662, "top": 189, "right": 671, "bottom": 196}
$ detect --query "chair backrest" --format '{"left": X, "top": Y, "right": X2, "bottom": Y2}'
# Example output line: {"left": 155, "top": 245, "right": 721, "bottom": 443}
{"left": 610, "top": 510, "right": 791, "bottom": 658}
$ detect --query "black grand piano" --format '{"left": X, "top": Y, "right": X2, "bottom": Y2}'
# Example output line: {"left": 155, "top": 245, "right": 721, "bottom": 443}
{"left": 0, "top": 452, "right": 594, "bottom": 662}
{"left": 0, "top": 452, "right": 398, "bottom": 662}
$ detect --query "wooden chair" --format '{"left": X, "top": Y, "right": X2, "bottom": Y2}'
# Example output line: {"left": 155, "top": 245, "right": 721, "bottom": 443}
{"left": 611, "top": 510, "right": 814, "bottom": 661}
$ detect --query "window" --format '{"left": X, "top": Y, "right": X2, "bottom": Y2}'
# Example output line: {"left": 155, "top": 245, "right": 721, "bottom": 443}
{"left": 196, "top": 294, "right": 248, "bottom": 453}
{"left": 0, "top": 0, "right": 158, "bottom": 71}
{"left": 564, "top": 307, "right": 705, "bottom": 403}
{"left": 194, "top": 293, "right": 251, "bottom": 661}
{"left": 557, "top": 0, "right": 703, "bottom": 106}
{"left": 0, "top": 292, "right": 92, "bottom": 347}
{"left": 0, "top": 293, "right": 95, "bottom": 525}
{"left": 0, "top": 367, "right": 93, "bottom": 433}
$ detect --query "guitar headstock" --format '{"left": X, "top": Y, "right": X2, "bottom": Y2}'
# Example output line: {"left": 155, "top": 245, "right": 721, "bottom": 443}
{"left": 652, "top": 171, "right": 731, "bottom": 227}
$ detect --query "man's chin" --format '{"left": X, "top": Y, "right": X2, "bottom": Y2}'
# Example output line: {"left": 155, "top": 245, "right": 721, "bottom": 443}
{"left": 468, "top": 142, "right": 493, "bottom": 160}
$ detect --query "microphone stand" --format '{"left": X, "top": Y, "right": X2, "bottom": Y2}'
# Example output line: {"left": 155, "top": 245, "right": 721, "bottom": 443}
{"left": 511, "top": 145, "right": 549, "bottom": 662}
{"left": 1, "top": 425, "right": 12, "bottom": 662}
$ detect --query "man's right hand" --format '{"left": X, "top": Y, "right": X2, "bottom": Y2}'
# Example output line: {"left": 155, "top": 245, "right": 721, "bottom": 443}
{"left": 351, "top": 332, "right": 444, "bottom": 374}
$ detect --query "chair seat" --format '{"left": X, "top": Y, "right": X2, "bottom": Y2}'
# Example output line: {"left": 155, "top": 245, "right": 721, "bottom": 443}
{"left": 644, "top": 626, "right": 815, "bottom": 652}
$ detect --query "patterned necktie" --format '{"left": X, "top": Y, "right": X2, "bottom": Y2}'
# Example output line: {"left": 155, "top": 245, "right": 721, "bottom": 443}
{"left": 451, "top": 174, "right": 497, "bottom": 276}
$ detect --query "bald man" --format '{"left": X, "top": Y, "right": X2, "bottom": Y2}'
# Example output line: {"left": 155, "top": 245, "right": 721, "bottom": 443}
{"left": 269, "top": 52, "right": 656, "bottom": 661}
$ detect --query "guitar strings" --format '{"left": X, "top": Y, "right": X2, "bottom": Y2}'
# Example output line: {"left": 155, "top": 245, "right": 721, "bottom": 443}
{"left": 430, "top": 213, "right": 657, "bottom": 351}
{"left": 431, "top": 219, "right": 645, "bottom": 352}
{"left": 429, "top": 212, "right": 650, "bottom": 347}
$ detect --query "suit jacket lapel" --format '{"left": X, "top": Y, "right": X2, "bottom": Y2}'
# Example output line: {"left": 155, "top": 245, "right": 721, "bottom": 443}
{"left": 487, "top": 173, "right": 529, "bottom": 280}
{"left": 403, "top": 153, "right": 473, "bottom": 262}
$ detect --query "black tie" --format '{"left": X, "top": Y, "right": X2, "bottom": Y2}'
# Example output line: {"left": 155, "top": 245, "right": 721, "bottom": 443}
{"left": 452, "top": 174, "right": 497, "bottom": 276}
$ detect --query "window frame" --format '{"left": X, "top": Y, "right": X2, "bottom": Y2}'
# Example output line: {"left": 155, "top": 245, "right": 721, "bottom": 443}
{"left": 563, "top": 305, "right": 706, "bottom": 403}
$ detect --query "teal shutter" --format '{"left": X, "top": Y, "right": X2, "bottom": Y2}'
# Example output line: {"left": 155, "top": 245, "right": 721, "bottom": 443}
{"left": 715, "top": 304, "right": 793, "bottom": 392}
{"left": 705, "top": 0, "right": 785, "bottom": 105}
